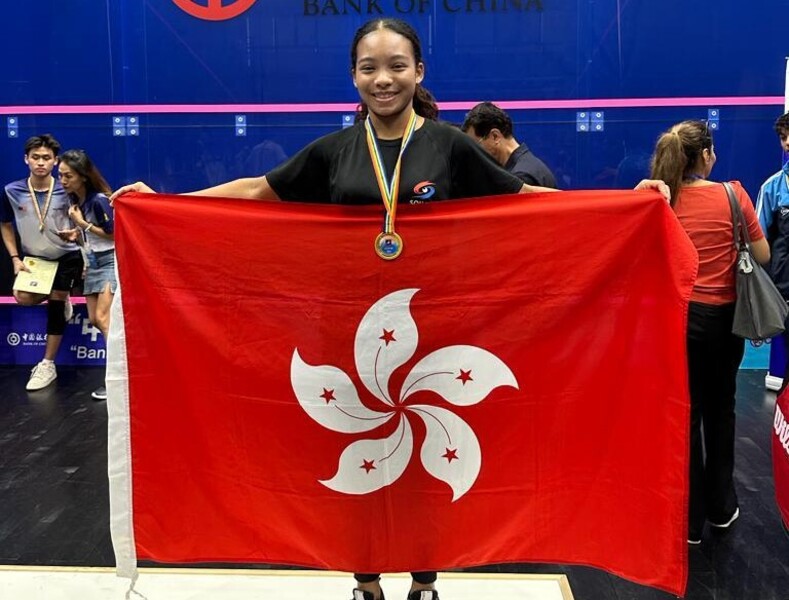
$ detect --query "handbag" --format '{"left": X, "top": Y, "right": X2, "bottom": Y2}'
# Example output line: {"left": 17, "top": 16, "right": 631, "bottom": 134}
{"left": 724, "top": 181, "right": 788, "bottom": 340}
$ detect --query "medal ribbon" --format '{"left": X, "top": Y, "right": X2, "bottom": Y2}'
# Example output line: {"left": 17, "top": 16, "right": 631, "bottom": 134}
{"left": 27, "top": 176, "right": 55, "bottom": 233}
{"left": 364, "top": 110, "right": 418, "bottom": 236}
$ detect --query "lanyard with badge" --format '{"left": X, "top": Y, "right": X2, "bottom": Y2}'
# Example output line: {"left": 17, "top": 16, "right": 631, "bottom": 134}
{"left": 364, "top": 109, "right": 418, "bottom": 260}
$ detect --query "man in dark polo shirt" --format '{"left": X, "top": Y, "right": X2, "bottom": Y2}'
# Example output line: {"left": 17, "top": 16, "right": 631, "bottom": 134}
{"left": 462, "top": 101, "right": 557, "bottom": 189}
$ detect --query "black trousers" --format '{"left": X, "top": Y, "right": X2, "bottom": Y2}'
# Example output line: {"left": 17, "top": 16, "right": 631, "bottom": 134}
{"left": 355, "top": 572, "right": 437, "bottom": 585}
{"left": 687, "top": 301, "right": 743, "bottom": 537}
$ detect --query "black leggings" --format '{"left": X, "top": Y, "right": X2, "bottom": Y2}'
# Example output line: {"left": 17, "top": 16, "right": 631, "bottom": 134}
{"left": 687, "top": 301, "right": 743, "bottom": 535}
{"left": 355, "top": 572, "right": 437, "bottom": 585}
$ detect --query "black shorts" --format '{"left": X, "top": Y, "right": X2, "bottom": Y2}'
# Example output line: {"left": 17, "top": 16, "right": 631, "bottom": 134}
{"left": 30, "top": 251, "right": 84, "bottom": 293}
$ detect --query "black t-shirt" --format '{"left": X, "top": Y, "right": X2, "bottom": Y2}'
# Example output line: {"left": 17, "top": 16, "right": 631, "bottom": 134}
{"left": 504, "top": 144, "right": 557, "bottom": 189}
{"left": 266, "top": 119, "right": 524, "bottom": 205}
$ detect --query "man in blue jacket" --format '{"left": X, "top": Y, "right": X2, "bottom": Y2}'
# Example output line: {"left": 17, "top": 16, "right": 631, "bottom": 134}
{"left": 756, "top": 112, "right": 789, "bottom": 386}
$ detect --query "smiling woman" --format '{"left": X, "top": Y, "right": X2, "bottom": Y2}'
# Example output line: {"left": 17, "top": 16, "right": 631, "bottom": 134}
{"left": 350, "top": 19, "right": 437, "bottom": 136}
{"left": 105, "top": 19, "right": 664, "bottom": 599}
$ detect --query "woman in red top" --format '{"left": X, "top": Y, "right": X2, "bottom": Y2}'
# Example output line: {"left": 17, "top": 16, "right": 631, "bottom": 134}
{"left": 651, "top": 120, "right": 770, "bottom": 544}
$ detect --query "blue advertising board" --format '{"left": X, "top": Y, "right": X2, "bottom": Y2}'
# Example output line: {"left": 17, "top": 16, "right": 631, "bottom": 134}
{"left": 0, "top": 303, "right": 106, "bottom": 366}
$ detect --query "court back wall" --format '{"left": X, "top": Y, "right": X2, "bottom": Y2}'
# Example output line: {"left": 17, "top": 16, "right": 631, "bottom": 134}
{"left": 0, "top": 0, "right": 785, "bottom": 293}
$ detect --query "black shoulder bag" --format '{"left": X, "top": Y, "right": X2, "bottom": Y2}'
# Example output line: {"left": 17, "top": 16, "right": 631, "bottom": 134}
{"left": 724, "top": 181, "right": 788, "bottom": 340}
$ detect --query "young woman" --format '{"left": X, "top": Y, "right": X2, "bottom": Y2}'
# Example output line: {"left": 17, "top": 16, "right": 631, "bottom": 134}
{"left": 112, "top": 18, "right": 670, "bottom": 600}
{"left": 651, "top": 120, "right": 770, "bottom": 545}
{"left": 58, "top": 149, "right": 116, "bottom": 402}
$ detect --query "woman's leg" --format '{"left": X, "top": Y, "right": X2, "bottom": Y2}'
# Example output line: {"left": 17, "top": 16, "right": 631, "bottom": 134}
{"left": 688, "top": 302, "right": 743, "bottom": 533}
{"left": 409, "top": 571, "right": 437, "bottom": 594}
{"left": 353, "top": 574, "right": 383, "bottom": 599}
{"left": 92, "top": 282, "right": 114, "bottom": 339}
{"left": 85, "top": 294, "right": 99, "bottom": 332}
{"left": 687, "top": 302, "right": 722, "bottom": 539}
{"left": 702, "top": 328, "right": 744, "bottom": 522}
{"left": 687, "top": 328, "right": 710, "bottom": 540}
{"left": 353, "top": 572, "right": 437, "bottom": 599}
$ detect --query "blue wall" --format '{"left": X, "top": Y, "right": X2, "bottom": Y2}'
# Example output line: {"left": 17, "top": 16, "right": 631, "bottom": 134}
{"left": 2, "top": 1, "right": 786, "bottom": 190}
{"left": 0, "top": 1, "right": 787, "bottom": 295}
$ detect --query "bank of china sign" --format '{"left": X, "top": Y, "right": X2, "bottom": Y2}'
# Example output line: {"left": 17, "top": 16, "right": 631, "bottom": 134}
{"left": 173, "top": 0, "right": 543, "bottom": 21}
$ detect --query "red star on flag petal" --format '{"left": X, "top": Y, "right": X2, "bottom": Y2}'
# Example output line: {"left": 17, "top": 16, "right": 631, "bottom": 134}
{"left": 442, "top": 448, "right": 459, "bottom": 463}
{"left": 456, "top": 369, "right": 473, "bottom": 385}
{"left": 379, "top": 329, "right": 396, "bottom": 345}
{"left": 320, "top": 388, "right": 336, "bottom": 404}
{"left": 360, "top": 459, "right": 376, "bottom": 473}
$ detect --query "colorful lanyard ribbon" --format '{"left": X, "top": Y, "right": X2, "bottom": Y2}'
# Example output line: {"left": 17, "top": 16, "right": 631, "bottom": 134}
{"left": 364, "top": 110, "right": 418, "bottom": 260}
{"left": 27, "top": 176, "right": 55, "bottom": 233}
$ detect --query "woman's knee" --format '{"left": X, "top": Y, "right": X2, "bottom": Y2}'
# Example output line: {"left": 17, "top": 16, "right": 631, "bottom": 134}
{"left": 94, "top": 311, "right": 111, "bottom": 334}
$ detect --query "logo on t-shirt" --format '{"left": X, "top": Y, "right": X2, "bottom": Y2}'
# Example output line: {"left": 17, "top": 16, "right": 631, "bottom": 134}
{"left": 411, "top": 181, "right": 436, "bottom": 203}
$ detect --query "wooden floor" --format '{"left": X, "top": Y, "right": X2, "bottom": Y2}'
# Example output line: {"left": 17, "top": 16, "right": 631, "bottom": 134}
{"left": 1, "top": 366, "right": 787, "bottom": 599}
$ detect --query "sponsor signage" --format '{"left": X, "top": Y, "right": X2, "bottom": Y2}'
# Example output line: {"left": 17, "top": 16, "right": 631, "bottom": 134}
{"left": 0, "top": 304, "right": 106, "bottom": 366}
{"left": 172, "top": 0, "right": 544, "bottom": 20}
{"left": 172, "top": 0, "right": 258, "bottom": 21}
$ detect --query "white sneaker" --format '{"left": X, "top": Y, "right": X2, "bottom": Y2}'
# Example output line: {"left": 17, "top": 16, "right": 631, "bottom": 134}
{"left": 91, "top": 386, "right": 107, "bottom": 401}
{"left": 63, "top": 298, "right": 73, "bottom": 322}
{"left": 26, "top": 360, "right": 57, "bottom": 391}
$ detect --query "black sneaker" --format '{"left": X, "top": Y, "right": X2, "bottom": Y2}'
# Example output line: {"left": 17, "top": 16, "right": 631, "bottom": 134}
{"left": 352, "top": 589, "right": 384, "bottom": 600}
{"left": 91, "top": 386, "right": 107, "bottom": 401}
{"left": 407, "top": 592, "right": 439, "bottom": 600}
{"left": 709, "top": 506, "right": 740, "bottom": 529}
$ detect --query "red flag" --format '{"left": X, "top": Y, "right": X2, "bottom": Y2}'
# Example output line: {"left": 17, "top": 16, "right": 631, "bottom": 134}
{"left": 107, "top": 190, "right": 696, "bottom": 596}
{"left": 774, "top": 390, "right": 789, "bottom": 528}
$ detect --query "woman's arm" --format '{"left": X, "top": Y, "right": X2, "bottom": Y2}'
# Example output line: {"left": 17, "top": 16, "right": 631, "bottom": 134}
{"left": 517, "top": 179, "right": 672, "bottom": 201}
{"left": 751, "top": 237, "right": 771, "bottom": 266}
{"left": 109, "top": 175, "right": 281, "bottom": 204}
{"left": 184, "top": 176, "right": 281, "bottom": 200}
{"left": 519, "top": 183, "right": 559, "bottom": 194}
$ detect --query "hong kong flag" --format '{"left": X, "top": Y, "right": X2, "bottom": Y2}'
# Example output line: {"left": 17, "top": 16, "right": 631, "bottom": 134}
{"left": 107, "top": 190, "right": 696, "bottom": 596}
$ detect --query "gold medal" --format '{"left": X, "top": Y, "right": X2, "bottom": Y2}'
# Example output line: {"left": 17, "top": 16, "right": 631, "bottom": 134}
{"left": 374, "top": 231, "right": 403, "bottom": 260}
{"left": 364, "top": 110, "right": 418, "bottom": 261}
{"left": 27, "top": 176, "right": 55, "bottom": 233}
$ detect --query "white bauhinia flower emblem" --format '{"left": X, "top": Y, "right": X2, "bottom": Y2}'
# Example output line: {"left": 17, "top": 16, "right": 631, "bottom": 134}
{"left": 291, "top": 288, "right": 518, "bottom": 501}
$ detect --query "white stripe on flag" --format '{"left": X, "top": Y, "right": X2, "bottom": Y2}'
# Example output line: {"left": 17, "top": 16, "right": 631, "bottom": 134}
{"left": 106, "top": 279, "right": 138, "bottom": 580}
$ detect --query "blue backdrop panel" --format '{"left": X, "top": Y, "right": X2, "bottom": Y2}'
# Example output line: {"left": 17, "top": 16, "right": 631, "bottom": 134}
{"left": 1, "top": 2, "right": 785, "bottom": 196}
{"left": 8, "top": 2, "right": 783, "bottom": 104}
{"left": 0, "top": 305, "right": 106, "bottom": 366}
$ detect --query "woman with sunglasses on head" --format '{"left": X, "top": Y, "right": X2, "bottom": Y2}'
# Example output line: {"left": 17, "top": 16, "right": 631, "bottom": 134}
{"left": 651, "top": 120, "right": 770, "bottom": 545}
{"left": 57, "top": 149, "right": 116, "bottom": 402}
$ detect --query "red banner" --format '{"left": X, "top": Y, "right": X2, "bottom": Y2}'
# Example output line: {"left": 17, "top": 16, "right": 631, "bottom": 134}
{"left": 108, "top": 190, "right": 696, "bottom": 596}
{"left": 774, "top": 390, "right": 789, "bottom": 528}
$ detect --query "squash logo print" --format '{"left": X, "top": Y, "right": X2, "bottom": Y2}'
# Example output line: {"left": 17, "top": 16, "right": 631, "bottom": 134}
{"left": 172, "top": 0, "right": 258, "bottom": 21}
{"left": 291, "top": 288, "right": 519, "bottom": 501}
